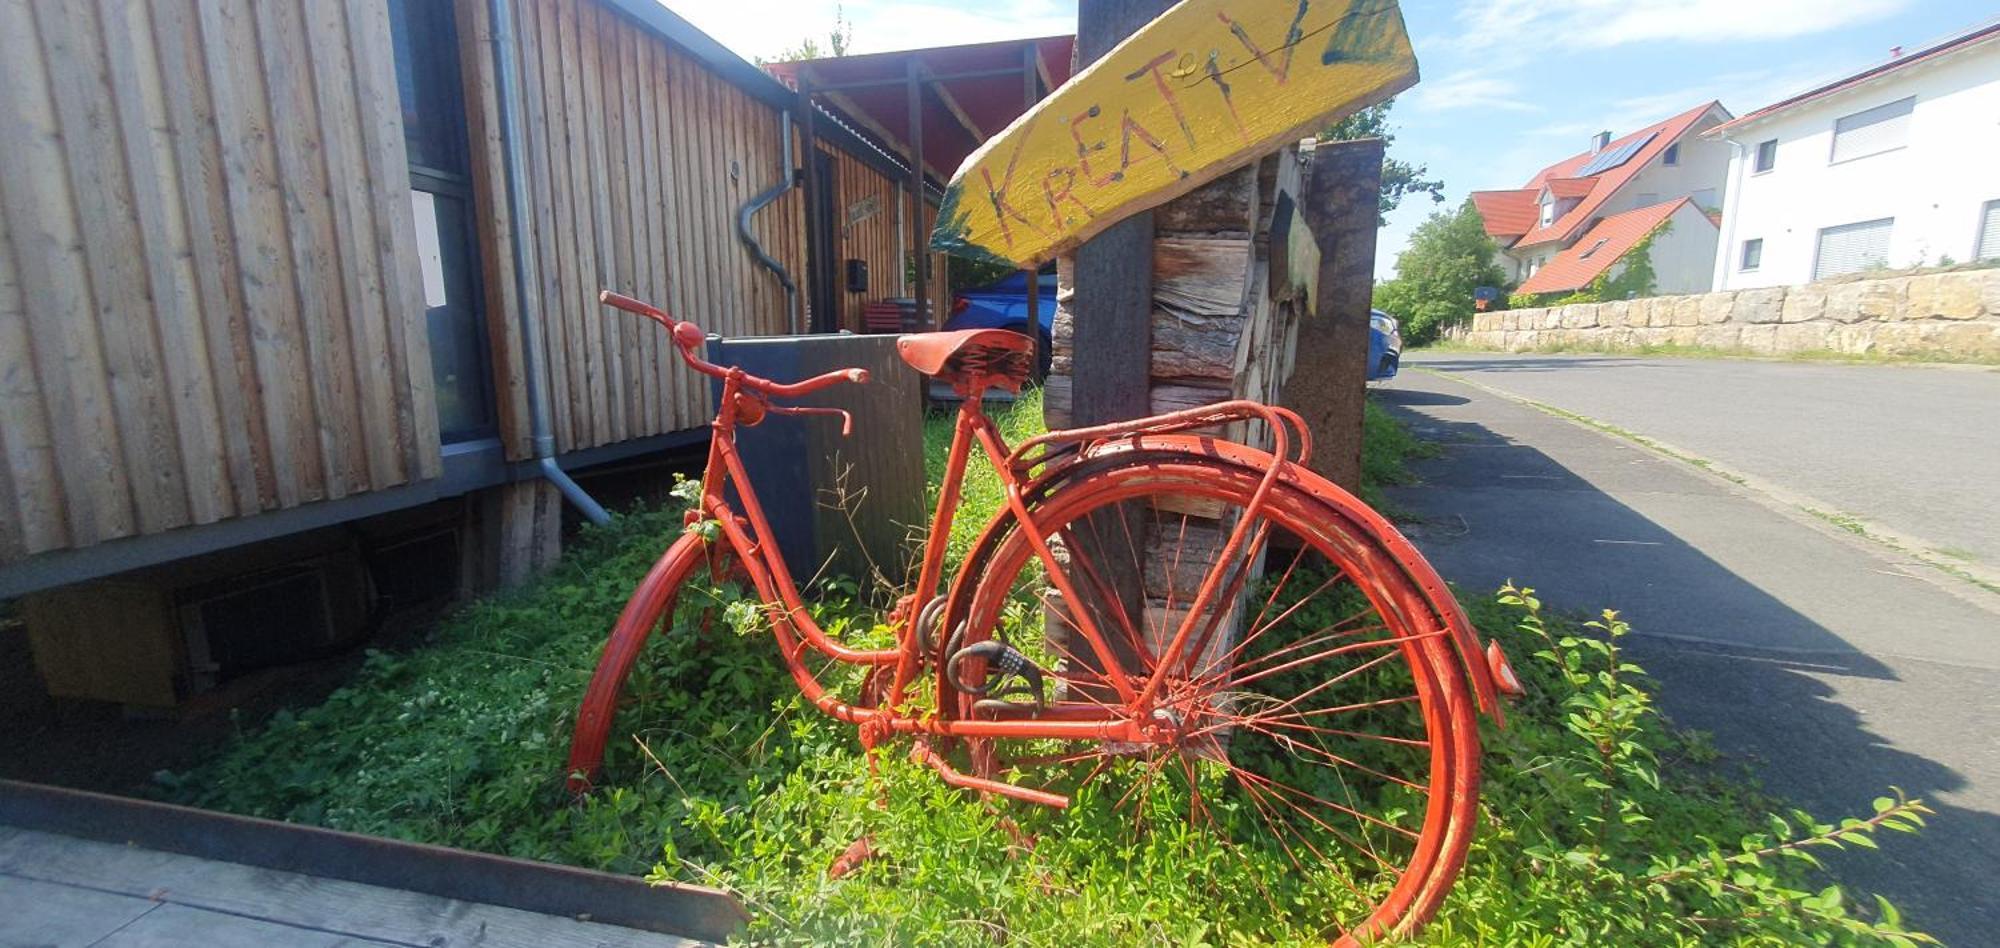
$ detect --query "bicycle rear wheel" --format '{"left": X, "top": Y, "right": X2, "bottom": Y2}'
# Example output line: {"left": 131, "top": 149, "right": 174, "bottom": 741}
{"left": 947, "top": 452, "right": 1480, "bottom": 945}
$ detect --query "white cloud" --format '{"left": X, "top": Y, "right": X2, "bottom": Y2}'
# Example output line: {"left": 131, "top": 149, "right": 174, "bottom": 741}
{"left": 1407, "top": 68, "right": 1542, "bottom": 114}
{"left": 667, "top": 0, "right": 1073, "bottom": 64}
{"left": 1456, "top": 0, "right": 1911, "bottom": 51}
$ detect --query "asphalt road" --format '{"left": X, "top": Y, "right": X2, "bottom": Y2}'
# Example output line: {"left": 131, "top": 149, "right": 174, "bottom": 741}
{"left": 1378, "top": 353, "right": 2000, "bottom": 946}
{"left": 1411, "top": 352, "right": 2000, "bottom": 583}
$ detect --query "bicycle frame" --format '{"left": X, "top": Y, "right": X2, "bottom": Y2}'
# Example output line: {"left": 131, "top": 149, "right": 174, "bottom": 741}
{"left": 693, "top": 366, "right": 1156, "bottom": 750}
{"left": 586, "top": 289, "right": 1511, "bottom": 807}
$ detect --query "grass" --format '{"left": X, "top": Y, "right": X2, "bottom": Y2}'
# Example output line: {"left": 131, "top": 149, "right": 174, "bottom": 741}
{"left": 157, "top": 391, "right": 1937, "bottom": 945}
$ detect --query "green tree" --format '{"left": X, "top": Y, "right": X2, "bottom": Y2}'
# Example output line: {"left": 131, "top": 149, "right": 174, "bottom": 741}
{"left": 1320, "top": 99, "right": 1445, "bottom": 224}
{"left": 1373, "top": 199, "right": 1507, "bottom": 345}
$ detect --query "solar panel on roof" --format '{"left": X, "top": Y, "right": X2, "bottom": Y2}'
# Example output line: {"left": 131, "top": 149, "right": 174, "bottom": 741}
{"left": 1575, "top": 131, "right": 1657, "bottom": 177}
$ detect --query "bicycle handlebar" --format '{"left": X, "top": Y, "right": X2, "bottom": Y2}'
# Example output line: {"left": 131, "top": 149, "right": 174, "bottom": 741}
{"left": 597, "top": 290, "right": 870, "bottom": 397}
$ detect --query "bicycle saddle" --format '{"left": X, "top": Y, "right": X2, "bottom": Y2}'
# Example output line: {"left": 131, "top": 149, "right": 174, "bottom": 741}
{"left": 895, "top": 329, "right": 1034, "bottom": 394}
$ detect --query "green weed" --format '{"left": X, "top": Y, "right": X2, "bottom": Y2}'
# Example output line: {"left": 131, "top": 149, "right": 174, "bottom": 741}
{"left": 156, "top": 394, "right": 1936, "bottom": 945}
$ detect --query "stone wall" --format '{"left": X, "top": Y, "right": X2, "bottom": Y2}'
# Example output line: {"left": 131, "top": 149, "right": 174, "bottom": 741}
{"left": 1454, "top": 268, "right": 2000, "bottom": 358}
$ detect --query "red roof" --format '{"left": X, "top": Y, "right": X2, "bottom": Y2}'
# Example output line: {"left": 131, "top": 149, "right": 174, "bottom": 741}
{"left": 1709, "top": 16, "right": 2000, "bottom": 136}
{"left": 1544, "top": 177, "right": 1596, "bottom": 199}
{"left": 1515, "top": 198, "right": 1703, "bottom": 295}
{"left": 1508, "top": 101, "right": 1722, "bottom": 249}
{"left": 1470, "top": 189, "right": 1539, "bottom": 238}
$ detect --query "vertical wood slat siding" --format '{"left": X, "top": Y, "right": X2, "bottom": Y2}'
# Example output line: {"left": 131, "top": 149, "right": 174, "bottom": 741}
{"left": 466, "top": 0, "right": 859, "bottom": 456}
{"left": 0, "top": 0, "right": 435, "bottom": 566}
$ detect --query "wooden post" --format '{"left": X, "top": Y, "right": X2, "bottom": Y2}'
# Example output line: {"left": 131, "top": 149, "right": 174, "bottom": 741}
{"left": 796, "top": 73, "right": 829, "bottom": 333}
{"left": 1021, "top": 44, "right": 1041, "bottom": 359}
{"left": 1069, "top": 0, "right": 1168, "bottom": 427}
{"left": 906, "top": 60, "right": 927, "bottom": 328}
{"left": 1058, "top": 0, "right": 1172, "bottom": 667}
{"left": 475, "top": 479, "right": 563, "bottom": 588}
{"left": 1285, "top": 138, "right": 1386, "bottom": 491}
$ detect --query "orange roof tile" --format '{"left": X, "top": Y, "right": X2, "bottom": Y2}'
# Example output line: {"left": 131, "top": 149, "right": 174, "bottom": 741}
{"left": 1544, "top": 177, "right": 1597, "bottom": 199}
{"left": 1509, "top": 101, "right": 1722, "bottom": 249}
{"left": 1470, "top": 189, "right": 1539, "bottom": 238}
{"left": 1515, "top": 198, "right": 1704, "bottom": 296}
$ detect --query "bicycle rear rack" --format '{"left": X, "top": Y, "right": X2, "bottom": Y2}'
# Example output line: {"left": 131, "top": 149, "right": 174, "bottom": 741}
{"left": 1006, "top": 399, "right": 1314, "bottom": 480}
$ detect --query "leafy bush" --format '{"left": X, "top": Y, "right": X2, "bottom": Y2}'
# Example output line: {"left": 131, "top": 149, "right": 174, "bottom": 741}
{"left": 1374, "top": 200, "right": 1510, "bottom": 346}
{"left": 157, "top": 399, "right": 1935, "bottom": 945}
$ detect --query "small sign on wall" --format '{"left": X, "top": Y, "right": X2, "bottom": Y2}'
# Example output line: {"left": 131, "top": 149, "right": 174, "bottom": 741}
{"left": 846, "top": 194, "right": 881, "bottom": 227}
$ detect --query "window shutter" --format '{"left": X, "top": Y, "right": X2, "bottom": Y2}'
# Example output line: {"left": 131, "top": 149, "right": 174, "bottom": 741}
{"left": 1814, "top": 218, "right": 1894, "bottom": 280}
{"left": 1830, "top": 97, "right": 1914, "bottom": 163}
{"left": 1978, "top": 201, "right": 2000, "bottom": 261}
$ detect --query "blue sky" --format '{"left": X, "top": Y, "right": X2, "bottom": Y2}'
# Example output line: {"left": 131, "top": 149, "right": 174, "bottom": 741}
{"left": 674, "top": 1, "right": 1996, "bottom": 278}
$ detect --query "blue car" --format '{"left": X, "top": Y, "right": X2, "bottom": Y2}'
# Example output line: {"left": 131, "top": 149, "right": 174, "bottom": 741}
{"left": 944, "top": 270, "right": 1058, "bottom": 377}
{"left": 946, "top": 272, "right": 1403, "bottom": 383}
{"left": 1369, "top": 309, "right": 1402, "bottom": 381}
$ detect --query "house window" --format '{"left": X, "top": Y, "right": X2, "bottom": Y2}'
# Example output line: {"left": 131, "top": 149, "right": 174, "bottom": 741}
{"left": 1539, "top": 198, "right": 1554, "bottom": 227}
{"left": 388, "top": 0, "right": 493, "bottom": 443}
{"left": 1977, "top": 200, "right": 2000, "bottom": 261}
{"left": 1578, "top": 238, "right": 1609, "bottom": 260}
{"left": 1813, "top": 218, "right": 1893, "bottom": 280}
{"left": 1830, "top": 96, "right": 1914, "bottom": 163}
{"left": 1662, "top": 143, "right": 1679, "bottom": 166}
{"left": 1754, "top": 139, "right": 1777, "bottom": 173}
{"left": 1740, "top": 238, "right": 1763, "bottom": 271}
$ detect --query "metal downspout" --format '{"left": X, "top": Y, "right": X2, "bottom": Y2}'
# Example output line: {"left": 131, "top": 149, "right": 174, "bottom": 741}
{"left": 488, "top": 0, "right": 609, "bottom": 525}
{"left": 738, "top": 112, "right": 800, "bottom": 333}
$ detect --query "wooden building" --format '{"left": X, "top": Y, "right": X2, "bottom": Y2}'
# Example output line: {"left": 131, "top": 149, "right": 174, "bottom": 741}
{"left": 0, "top": 0, "right": 1052, "bottom": 703}
{"left": 0, "top": 0, "right": 970, "bottom": 597}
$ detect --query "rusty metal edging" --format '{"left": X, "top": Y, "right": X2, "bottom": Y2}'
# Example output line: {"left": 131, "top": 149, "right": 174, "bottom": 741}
{"left": 0, "top": 780, "right": 747, "bottom": 944}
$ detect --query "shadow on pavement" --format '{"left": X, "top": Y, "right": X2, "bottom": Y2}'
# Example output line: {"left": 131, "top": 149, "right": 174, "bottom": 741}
{"left": 1373, "top": 386, "right": 1998, "bottom": 944}
{"left": 1369, "top": 386, "right": 1468, "bottom": 407}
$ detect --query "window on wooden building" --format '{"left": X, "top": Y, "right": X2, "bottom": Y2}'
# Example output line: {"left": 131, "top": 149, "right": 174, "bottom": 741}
{"left": 388, "top": 0, "right": 493, "bottom": 443}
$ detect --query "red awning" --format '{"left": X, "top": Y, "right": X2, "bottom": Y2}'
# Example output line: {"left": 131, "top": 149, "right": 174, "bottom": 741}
{"left": 765, "top": 36, "right": 1075, "bottom": 185}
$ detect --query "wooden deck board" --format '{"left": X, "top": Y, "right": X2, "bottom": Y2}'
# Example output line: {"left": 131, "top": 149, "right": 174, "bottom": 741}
{"left": 0, "top": 874, "right": 158, "bottom": 946}
{"left": 0, "top": 828, "right": 701, "bottom": 948}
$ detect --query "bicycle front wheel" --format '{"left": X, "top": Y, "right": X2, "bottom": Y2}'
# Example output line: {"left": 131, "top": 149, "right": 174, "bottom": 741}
{"left": 948, "top": 451, "right": 1480, "bottom": 945}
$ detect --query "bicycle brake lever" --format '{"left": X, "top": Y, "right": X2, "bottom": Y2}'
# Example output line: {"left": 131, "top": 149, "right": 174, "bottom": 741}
{"left": 767, "top": 404, "right": 854, "bottom": 436}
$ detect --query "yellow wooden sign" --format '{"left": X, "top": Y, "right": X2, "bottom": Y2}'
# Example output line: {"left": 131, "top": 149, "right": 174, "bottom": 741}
{"left": 931, "top": 0, "right": 1417, "bottom": 269}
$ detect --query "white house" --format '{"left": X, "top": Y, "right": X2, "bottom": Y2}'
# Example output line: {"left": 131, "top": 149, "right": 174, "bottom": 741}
{"left": 1707, "top": 17, "right": 2000, "bottom": 290}
{"left": 1470, "top": 101, "right": 1733, "bottom": 299}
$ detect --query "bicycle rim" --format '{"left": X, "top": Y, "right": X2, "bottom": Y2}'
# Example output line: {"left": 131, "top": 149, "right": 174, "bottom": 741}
{"left": 948, "top": 455, "right": 1480, "bottom": 944}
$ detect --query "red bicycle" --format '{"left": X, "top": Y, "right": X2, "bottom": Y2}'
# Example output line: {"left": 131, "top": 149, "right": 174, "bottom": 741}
{"left": 569, "top": 289, "right": 1518, "bottom": 943}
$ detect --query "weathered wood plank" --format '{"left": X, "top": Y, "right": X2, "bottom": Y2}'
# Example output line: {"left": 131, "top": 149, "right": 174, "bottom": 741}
{"left": 0, "top": 874, "right": 157, "bottom": 947}
{"left": 1284, "top": 137, "right": 1383, "bottom": 490}
{"left": 1154, "top": 165, "right": 1258, "bottom": 234}
{"left": 516, "top": 0, "right": 571, "bottom": 450}
{"left": 0, "top": 829, "right": 698, "bottom": 948}
{"left": 578, "top": 0, "right": 624, "bottom": 444}
{"left": 455, "top": 0, "right": 533, "bottom": 461}
{"left": 98, "top": 0, "right": 233, "bottom": 524}
{"left": 0, "top": 74, "right": 71, "bottom": 556}
{"left": 39, "top": 0, "right": 193, "bottom": 531}
{"left": 1154, "top": 236, "right": 1253, "bottom": 317}
{"left": 255, "top": 0, "right": 367, "bottom": 500}
{"left": 934, "top": 0, "right": 1416, "bottom": 269}
{"left": 147, "top": 0, "right": 274, "bottom": 514}
{"left": 347, "top": 0, "right": 439, "bottom": 477}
